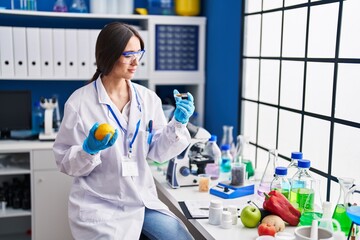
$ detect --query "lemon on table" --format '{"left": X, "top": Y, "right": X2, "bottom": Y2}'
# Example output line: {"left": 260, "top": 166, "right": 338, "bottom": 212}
{"left": 94, "top": 123, "right": 115, "bottom": 141}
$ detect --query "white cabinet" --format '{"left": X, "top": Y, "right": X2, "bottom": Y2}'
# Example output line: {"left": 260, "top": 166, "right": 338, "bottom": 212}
{"left": 0, "top": 151, "right": 31, "bottom": 240}
{"left": 0, "top": 10, "right": 206, "bottom": 126}
{"left": 0, "top": 141, "right": 72, "bottom": 240}
{"left": 32, "top": 149, "right": 73, "bottom": 240}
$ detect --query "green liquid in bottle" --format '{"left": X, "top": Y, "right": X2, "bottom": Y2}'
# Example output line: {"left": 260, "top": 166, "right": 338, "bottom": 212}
{"left": 290, "top": 188, "right": 314, "bottom": 212}
{"left": 332, "top": 204, "right": 352, "bottom": 235}
{"left": 299, "top": 212, "right": 323, "bottom": 226}
{"left": 272, "top": 188, "right": 290, "bottom": 199}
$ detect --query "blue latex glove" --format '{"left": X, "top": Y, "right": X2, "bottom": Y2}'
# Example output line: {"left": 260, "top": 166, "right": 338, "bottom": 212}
{"left": 83, "top": 123, "right": 119, "bottom": 155}
{"left": 173, "top": 89, "right": 195, "bottom": 124}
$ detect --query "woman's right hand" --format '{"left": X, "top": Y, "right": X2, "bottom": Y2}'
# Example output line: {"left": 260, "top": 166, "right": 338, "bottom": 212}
{"left": 82, "top": 122, "right": 118, "bottom": 155}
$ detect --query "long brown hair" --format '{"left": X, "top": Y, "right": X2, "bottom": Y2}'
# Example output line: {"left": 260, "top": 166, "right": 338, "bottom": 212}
{"left": 89, "top": 22, "right": 144, "bottom": 83}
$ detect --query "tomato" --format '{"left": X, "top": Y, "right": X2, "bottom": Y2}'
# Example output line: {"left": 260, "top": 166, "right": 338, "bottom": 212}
{"left": 257, "top": 223, "right": 277, "bottom": 237}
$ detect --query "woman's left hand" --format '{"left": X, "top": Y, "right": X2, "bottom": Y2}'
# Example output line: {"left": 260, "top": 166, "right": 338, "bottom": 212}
{"left": 173, "top": 89, "right": 195, "bottom": 124}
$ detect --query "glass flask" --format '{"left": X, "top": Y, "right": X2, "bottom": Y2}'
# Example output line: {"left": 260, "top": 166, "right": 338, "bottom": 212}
{"left": 258, "top": 149, "right": 278, "bottom": 197}
{"left": 69, "top": 0, "right": 88, "bottom": 13}
{"left": 221, "top": 125, "right": 236, "bottom": 157}
{"left": 53, "top": 0, "right": 68, "bottom": 12}
{"left": 289, "top": 159, "right": 314, "bottom": 212}
{"left": 270, "top": 167, "right": 290, "bottom": 199}
{"left": 332, "top": 177, "right": 355, "bottom": 235}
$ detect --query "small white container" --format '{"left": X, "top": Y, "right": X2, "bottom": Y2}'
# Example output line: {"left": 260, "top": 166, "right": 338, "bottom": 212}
{"left": 227, "top": 205, "right": 238, "bottom": 225}
{"left": 208, "top": 200, "right": 222, "bottom": 225}
{"left": 220, "top": 211, "right": 232, "bottom": 229}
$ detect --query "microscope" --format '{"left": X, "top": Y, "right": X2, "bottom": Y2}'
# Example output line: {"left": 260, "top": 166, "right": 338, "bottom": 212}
{"left": 166, "top": 123, "right": 214, "bottom": 188}
{"left": 38, "top": 97, "right": 59, "bottom": 141}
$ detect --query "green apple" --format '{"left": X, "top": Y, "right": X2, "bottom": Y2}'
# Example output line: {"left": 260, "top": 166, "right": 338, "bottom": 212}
{"left": 240, "top": 205, "right": 261, "bottom": 228}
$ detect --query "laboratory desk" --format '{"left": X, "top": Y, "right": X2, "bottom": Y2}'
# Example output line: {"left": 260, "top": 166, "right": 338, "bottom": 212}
{"left": 150, "top": 164, "right": 296, "bottom": 240}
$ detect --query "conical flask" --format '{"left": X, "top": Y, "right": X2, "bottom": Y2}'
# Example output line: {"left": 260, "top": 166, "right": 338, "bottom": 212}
{"left": 332, "top": 177, "right": 355, "bottom": 235}
{"left": 257, "top": 149, "right": 278, "bottom": 197}
{"left": 221, "top": 125, "right": 235, "bottom": 156}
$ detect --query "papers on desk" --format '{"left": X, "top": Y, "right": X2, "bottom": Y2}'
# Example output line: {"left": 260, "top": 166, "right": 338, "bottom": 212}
{"left": 180, "top": 200, "right": 210, "bottom": 219}
{"left": 179, "top": 200, "right": 239, "bottom": 219}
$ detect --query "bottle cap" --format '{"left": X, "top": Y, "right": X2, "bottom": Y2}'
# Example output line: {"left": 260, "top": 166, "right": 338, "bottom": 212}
{"left": 291, "top": 152, "right": 303, "bottom": 160}
{"left": 275, "top": 167, "right": 287, "bottom": 176}
{"left": 221, "top": 144, "right": 230, "bottom": 151}
{"left": 209, "top": 135, "right": 217, "bottom": 142}
{"left": 298, "top": 159, "right": 310, "bottom": 168}
{"left": 222, "top": 211, "right": 232, "bottom": 221}
{"left": 210, "top": 199, "right": 222, "bottom": 208}
{"left": 227, "top": 205, "right": 238, "bottom": 214}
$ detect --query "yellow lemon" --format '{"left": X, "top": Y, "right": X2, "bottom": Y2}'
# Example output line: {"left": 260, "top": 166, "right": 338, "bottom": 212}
{"left": 94, "top": 123, "right": 115, "bottom": 141}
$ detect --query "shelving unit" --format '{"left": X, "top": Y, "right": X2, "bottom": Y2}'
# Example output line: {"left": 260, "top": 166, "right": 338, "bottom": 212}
{"left": 0, "top": 9, "right": 206, "bottom": 239}
{"left": 0, "top": 9, "right": 206, "bottom": 126}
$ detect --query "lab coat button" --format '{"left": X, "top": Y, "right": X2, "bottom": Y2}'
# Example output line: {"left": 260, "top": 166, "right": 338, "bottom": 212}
{"left": 128, "top": 133, "right": 133, "bottom": 139}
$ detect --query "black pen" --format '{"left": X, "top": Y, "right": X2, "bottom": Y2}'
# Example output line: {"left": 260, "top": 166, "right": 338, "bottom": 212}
{"left": 199, "top": 207, "right": 240, "bottom": 211}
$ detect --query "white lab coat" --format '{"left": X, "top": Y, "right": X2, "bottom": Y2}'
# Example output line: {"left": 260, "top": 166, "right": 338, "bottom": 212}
{"left": 53, "top": 78, "right": 191, "bottom": 240}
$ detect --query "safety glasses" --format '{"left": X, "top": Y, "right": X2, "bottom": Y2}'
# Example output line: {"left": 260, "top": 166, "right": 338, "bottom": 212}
{"left": 121, "top": 50, "right": 145, "bottom": 64}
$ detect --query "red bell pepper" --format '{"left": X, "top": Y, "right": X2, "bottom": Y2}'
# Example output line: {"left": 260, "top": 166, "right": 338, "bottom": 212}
{"left": 263, "top": 190, "right": 301, "bottom": 226}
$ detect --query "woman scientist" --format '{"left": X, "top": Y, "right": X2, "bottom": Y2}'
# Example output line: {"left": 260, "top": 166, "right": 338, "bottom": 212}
{"left": 53, "top": 22, "right": 195, "bottom": 240}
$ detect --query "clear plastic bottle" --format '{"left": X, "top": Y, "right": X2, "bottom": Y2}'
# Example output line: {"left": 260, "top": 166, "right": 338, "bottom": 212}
{"left": 287, "top": 152, "right": 303, "bottom": 180}
{"left": 258, "top": 149, "right": 278, "bottom": 197}
{"left": 32, "top": 101, "right": 43, "bottom": 135}
{"left": 270, "top": 167, "right": 291, "bottom": 199}
{"left": 203, "top": 135, "right": 221, "bottom": 180}
{"left": 53, "top": 0, "right": 68, "bottom": 12}
{"left": 220, "top": 144, "right": 232, "bottom": 173}
{"left": 290, "top": 159, "right": 315, "bottom": 212}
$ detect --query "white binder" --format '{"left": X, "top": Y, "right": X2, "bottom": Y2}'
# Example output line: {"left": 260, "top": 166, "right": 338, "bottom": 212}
{"left": 53, "top": 28, "right": 66, "bottom": 77}
{"left": 13, "top": 27, "right": 28, "bottom": 77}
{"left": 40, "top": 28, "right": 54, "bottom": 77}
{"left": 65, "top": 29, "right": 78, "bottom": 77}
{"left": 26, "top": 28, "right": 41, "bottom": 77}
{"left": 90, "top": 29, "right": 101, "bottom": 76}
{"left": 77, "top": 29, "right": 90, "bottom": 78}
{"left": 0, "top": 27, "right": 15, "bottom": 77}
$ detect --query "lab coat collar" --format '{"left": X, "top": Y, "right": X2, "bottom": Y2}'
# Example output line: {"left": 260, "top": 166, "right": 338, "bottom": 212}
{"left": 94, "top": 78, "right": 143, "bottom": 140}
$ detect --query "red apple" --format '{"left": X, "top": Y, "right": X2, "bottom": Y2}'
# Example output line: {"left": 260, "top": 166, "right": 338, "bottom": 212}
{"left": 258, "top": 223, "right": 276, "bottom": 237}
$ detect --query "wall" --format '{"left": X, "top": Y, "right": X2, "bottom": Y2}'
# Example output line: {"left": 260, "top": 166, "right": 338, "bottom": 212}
{"left": 203, "top": 0, "right": 242, "bottom": 140}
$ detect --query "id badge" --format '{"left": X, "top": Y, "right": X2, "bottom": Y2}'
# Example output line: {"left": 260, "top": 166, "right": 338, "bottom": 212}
{"left": 122, "top": 156, "right": 139, "bottom": 177}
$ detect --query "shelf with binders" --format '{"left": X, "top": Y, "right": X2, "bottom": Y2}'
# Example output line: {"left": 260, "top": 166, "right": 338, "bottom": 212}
{"left": 0, "top": 9, "right": 206, "bottom": 126}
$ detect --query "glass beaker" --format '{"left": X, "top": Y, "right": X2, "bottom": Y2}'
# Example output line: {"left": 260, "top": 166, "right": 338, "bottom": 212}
{"left": 221, "top": 125, "right": 236, "bottom": 157}
{"left": 257, "top": 149, "right": 278, "bottom": 197}
{"left": 235, "top": 135, "right": 254, "bottom": 179}
{"left": 299, "top": 179, "right": 324, "bottom": 226}
{"left": 332, "top": 177, "right": 355, "bottom": 235}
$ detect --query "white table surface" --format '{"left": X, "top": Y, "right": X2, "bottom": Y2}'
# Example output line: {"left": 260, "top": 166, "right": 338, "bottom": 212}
{"left": 150, "top": 164, "right": 297, "bottom": 240}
